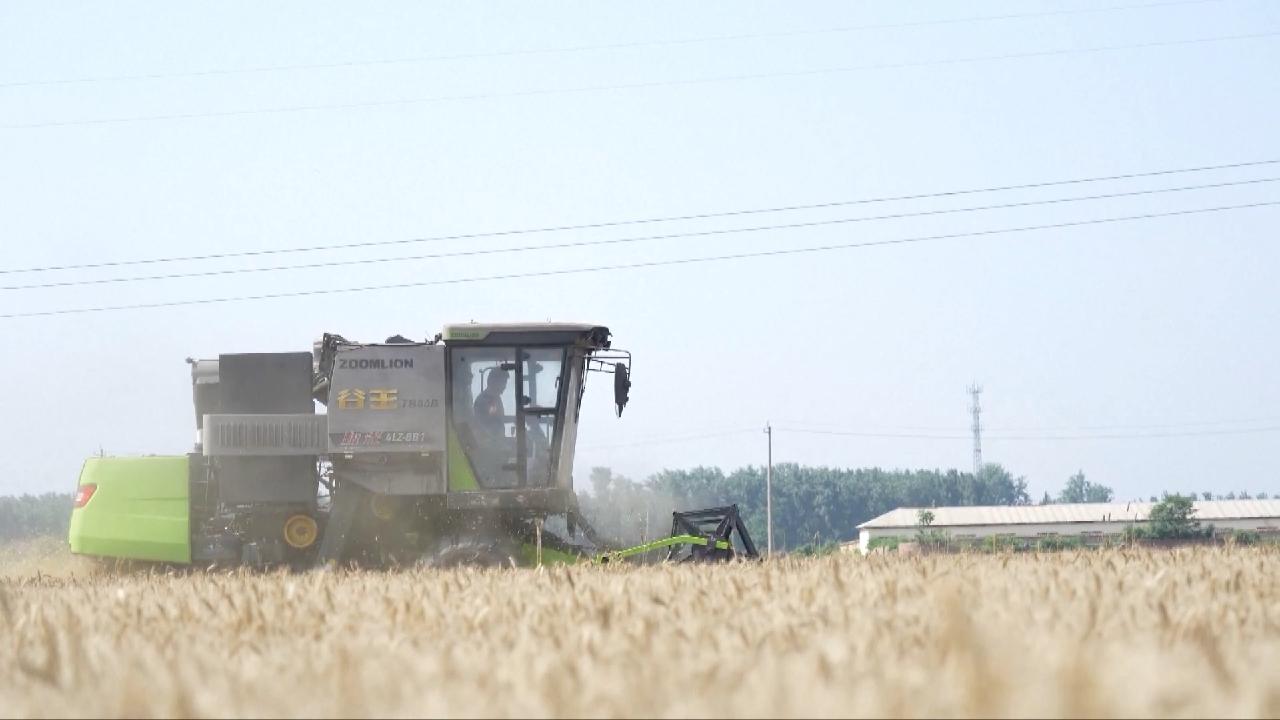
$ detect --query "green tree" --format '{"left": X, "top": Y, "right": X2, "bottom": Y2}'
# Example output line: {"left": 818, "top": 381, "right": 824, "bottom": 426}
{"left": 1146, "top": 494, "right": 1208, "bottom": 539}
{"left": 915, "top": 508, "right": 947, "bottom": 548}
{"left": 1057, "top": 471, "right": 1114, "bottom": 503}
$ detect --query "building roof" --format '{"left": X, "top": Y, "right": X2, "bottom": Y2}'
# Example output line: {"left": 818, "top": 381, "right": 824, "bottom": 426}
{"left": 857, "top": 499, "right": 1280, "bottom": 530}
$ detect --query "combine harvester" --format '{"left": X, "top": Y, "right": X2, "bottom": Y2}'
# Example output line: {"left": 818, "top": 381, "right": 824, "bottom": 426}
{"left": 68, "top": 322, "right": 758, "bottom": 568}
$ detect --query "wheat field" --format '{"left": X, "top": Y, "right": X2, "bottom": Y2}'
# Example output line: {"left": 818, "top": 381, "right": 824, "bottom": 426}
{"left": 2, "top": 543, "right": 1279, "bottom": 718}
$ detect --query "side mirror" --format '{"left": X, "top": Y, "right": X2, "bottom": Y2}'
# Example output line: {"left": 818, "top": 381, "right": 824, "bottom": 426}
{"left": 613, "top": 363, "right": 631, "bottom": 417}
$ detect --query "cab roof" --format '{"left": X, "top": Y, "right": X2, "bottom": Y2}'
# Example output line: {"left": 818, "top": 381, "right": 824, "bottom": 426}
{"left": 441, "top": 322, "right": 611, "bottom": 347}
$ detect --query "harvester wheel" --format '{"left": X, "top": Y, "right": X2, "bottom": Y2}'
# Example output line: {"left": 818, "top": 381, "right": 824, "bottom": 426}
{"left": 283, "top": 514, "right": 319, "bottom": 549}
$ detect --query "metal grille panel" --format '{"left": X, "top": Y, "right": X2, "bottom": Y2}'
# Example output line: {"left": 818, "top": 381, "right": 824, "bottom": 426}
{"left": 203, "top": 414, "right": 328, "bottom": 456}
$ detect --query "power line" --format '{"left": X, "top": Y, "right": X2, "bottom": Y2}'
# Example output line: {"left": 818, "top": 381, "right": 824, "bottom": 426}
{"left": 778, "top": 415, "right": 1280, "bottom": 434}
{"left": 579, "top": 428, "right": 756, "bottom": 451}
{"left": 776, "top": 425, "right": 1280, "bottom": 440}
{"left": 776, "top": 427, "right": 972, "bottom": 440}
{"left": 0, "top": 0, "right": 1230, "bottom": 90}
{"left": 5, "top": 157, "right": 1278, "bottom": 276}
{"left": 7, "top": 29, "right": 1276, "bottom": 130}
{"left": 990, "top": 426, "right": 1280, "bottom": 440}
{"left": 2, "top": 200, "right": 1274, "bottom": 320}
{"left": 986, "top": 416, "right": 1280, "bottom": 432}
{"left": 582, "top": 415, "right": 1280, "bottom": 447}
{"left": 7, "top": 175, "right": 1274, "bottom": 292}
{"left": 776, "top": 420, "right": 976, "bottom": 432}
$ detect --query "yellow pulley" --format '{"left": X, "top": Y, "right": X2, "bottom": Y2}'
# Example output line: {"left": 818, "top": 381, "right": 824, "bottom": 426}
{"left": 282, "top": 514, "right": 319, "bottom": 549}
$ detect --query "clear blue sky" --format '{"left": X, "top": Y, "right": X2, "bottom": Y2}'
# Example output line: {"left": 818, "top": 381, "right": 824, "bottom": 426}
{"left": 1, "top": 0, "right": 1277, "bottom": 501}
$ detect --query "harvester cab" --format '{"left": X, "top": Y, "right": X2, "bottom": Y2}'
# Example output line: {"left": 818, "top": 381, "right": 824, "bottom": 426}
{"left": 68, "top": 322, "right": 631, "bottom": 569}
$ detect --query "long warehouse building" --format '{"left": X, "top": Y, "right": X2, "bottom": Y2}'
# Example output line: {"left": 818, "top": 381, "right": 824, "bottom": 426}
{"left": 853, "top": 499, "right": 1280, "bottom": 553}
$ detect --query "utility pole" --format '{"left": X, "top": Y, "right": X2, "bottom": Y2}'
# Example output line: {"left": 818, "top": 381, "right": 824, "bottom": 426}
{"left": 764, "top": 421, "right": 773, "bottom": 556}
{"left": 968, "top": 384, "right": 983, "bottom": 478}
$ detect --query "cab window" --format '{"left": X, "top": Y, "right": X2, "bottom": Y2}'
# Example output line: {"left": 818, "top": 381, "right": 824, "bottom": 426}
{"left": 450, "top": 346, "right": 566, "bottom": 489}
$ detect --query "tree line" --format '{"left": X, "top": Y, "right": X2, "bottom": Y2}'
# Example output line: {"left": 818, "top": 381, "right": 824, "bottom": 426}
{"left": 578, "top": 465, "right": 1276, "bottom": 552}
{"left": 1039, "top": 470, "right": 1271, "bottom": 505}
{"left": 577, "top": 463, "right": 1031, "bottom": 552}
{"left": 0, "top": 492, "right": 72, "bottom": 541}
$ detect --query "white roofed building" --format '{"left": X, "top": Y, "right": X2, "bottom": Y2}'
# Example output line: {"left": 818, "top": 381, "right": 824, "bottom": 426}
{"left": 852, "top": 499, "right": 1280, "bottom": 554}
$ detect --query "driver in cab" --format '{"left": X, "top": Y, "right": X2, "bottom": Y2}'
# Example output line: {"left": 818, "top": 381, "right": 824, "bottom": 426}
{"left": 473, "top": 368, "right": 509, "bottom": 440}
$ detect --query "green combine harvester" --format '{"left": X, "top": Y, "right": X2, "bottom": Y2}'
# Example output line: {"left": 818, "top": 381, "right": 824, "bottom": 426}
{"left": 68, "top": 322, "right": 759, "bottom": 568}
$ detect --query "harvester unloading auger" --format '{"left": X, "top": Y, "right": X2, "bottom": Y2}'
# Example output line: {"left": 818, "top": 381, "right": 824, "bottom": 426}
{"left": 66, "top": 322, "right": 757, "bottom": 569}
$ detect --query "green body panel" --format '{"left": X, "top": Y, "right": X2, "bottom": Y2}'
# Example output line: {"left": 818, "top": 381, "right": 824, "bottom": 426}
{"left": 518, "top": 543, "right": 582, "bottom": 567}
{"left": 68, "top": 456, "right": 191, "bottom": 564}
{"left": 446, "top": 423, "right": 480, "bottom": 491}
